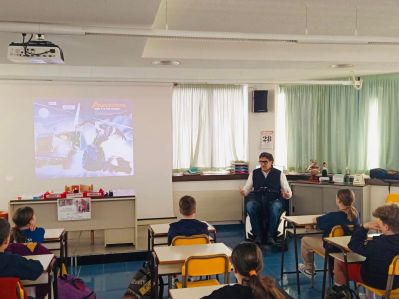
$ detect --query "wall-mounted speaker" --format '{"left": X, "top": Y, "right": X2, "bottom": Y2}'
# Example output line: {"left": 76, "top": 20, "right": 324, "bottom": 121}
{"left": 252, "top": 90, "right": 268, "bottom": 112}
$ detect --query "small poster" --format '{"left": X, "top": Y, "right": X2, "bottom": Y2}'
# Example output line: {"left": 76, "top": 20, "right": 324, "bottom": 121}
{"left": 57, "top": 197, "right": 91, "bottom": 221}
{"left": 260, "top": 130, "right": 274, "bottom": 149}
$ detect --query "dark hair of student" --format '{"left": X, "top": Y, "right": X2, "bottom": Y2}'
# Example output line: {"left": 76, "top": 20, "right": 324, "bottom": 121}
{"left": 12, "top": 206, "right": 34, "bottom": 243}
{"left": 259, "top": 152, "right": 274, "bottom": 162}
{"left": 231, "top": 243, "right": 284, "bottom": 299}
{"left": 0, "top": 218, "right": 11, "bottom": 245}
{"left": 179, "top": 195, "right": 196, "bottom": 216}
{"left": 373, "top": 203, "right": 399, "bottom": 234}
{"left": 336, "top": 189, "right": 357, "bottom": 222}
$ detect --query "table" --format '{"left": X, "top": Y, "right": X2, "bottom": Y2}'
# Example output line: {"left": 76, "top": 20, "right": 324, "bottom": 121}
{"left": 9, "top": 196, "right": 137, "bottom": 246}
{"left": 43, "top": 228, "right": 68, "bottom": 261}
{"left": 169, "top": 284, "right": 227, "bottom": 299}
{"left": 153, "top": 243, "right": 232, "bottom": 299}
{"left": 147, "top": 221, "right": 217, "bottom": 251}
{"left": 322, "top": 236, "right": 366, "bottom": 298}
{"left": 23, "top": 254, "right": 56, "bottom": 299}
{"left": 280, "top": 214, "right": 323, "bottom": 295}
{"left": 155, "top": 243, "right": 231, "bottom": 265}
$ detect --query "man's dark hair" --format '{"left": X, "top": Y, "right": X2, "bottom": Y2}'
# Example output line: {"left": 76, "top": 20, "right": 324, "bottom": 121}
{"left": 259, "top": 152, "right": 274, "bottom": 162}
{"left": 373, "top": 203, "right": 399, "bottom": 234}
{"left": 179, "top": 195, "right": 196, "bottom": 216}
{"left": 0, "top": 218, "right": 11, "bottom": 245}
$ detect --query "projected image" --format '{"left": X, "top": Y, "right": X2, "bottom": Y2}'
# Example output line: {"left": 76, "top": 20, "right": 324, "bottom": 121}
{"left": 34, "top": 100, "right": 134, "bottom": 179}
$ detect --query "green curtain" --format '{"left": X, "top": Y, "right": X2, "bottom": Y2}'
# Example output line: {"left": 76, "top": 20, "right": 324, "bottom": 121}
{"left": 281, "top": 85, "right": 368, "bottom": 173}
{"left": 361, "top": 75, "right": 399, "bottom": 169}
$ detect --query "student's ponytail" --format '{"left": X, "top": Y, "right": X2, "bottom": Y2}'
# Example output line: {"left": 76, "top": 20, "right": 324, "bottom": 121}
{"left": 12, "top": 206, "right": 34, "bottom": 243}
{"left": 11, "top": 227, "right": 27, "bottom": 243}
{"left": 242, "top": 274, "right": 284, "bottom": 299}
{"left": 231, "top": 243, "right": 284, "bottom": 299}
{"left": 336, "top": 189, "right": 358, "bottom": 222}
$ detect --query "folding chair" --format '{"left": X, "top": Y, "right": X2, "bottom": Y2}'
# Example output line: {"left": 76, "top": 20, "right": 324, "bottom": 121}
{"left": 175, "top": 254, "right": 230, "bottom": 288}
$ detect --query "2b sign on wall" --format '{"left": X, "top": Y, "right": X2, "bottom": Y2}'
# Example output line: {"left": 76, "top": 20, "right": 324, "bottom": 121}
{"left": 260, "top": 130, "right": 273, "bottom": 149}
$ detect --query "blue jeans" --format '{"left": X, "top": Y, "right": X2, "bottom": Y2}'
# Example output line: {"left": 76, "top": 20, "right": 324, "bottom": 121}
{"left": 246, "top": 197, "right": 283, "bottom": 239}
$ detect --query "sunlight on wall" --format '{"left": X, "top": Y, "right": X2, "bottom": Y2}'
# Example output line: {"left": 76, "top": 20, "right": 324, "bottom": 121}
{"left": 367, "top": 98, "right": 379, "bottom": 170}
{"left": 275, "top": 89, "right": 287, "bottom": 170}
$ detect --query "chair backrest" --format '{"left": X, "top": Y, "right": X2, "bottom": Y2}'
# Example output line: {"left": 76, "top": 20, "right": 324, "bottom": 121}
{"left": 181, "top": 254, "right": 230, "bottom": 287}
{"left": 388, "top": 255, "right": 399, "bottom": 276}
{"left": 0, "top": 277, "right": 26, "bottom": 299}
{"left": 385, "top": 255, "right": 399, "bottom": 297}
{"left": 329, "top": 224, "right": 355, "bottom": 237}
{"left": 171, "top": 234, "right": 210, "bottom": 246}
{"left": 386, "top": 193, "right": 399, "bottom": 204}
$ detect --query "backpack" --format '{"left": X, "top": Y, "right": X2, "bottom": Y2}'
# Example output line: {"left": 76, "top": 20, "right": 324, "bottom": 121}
{"left": 58, "top": 275, "right": 96, "bottom": 299}
{"left": 370, "top": 168, "right": 399, "bottom": 180}
{"left": 125, "top": 261, "right": 152, "bottom": 299}
{"left": 325, "top": 285, "right": 359, "bottom": 299}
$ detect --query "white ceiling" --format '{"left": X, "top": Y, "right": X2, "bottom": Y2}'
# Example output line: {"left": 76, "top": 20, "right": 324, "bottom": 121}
{"left": 1, "top": 0, "right": 399, "bottom": 83}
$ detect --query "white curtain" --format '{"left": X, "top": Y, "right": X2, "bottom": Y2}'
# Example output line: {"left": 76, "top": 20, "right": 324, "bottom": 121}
{"left": 172, "top": 84, "right": 248, "bottom": 170}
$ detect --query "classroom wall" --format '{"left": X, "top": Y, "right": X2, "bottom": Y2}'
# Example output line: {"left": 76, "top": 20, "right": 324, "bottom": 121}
{"left": 170, "top": 85, "right": 277, "bottom": 220}
{"left": 247, "top": 84, "right": 277, "bottom": 170}
{"left": 0, "top": 81, "right": 174, "bottom": 219}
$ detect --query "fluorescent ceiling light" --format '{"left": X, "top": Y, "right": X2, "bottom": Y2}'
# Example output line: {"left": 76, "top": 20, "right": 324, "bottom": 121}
{"left": 3, "top": 22, "right": 399, "bottom": 45}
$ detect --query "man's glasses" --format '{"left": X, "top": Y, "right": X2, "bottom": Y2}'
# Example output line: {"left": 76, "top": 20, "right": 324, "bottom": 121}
{"left": 258, "top": 160, "right": 270, "bottom": 164}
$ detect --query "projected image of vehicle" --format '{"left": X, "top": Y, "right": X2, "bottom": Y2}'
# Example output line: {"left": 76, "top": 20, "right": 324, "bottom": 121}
{"left": 34, "top": 100, "right": 134, "bottom": 179}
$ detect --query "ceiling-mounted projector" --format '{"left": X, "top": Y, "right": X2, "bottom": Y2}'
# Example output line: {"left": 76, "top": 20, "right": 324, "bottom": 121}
{"left": 7, "top": 34, "right": 64, "bottom": 64}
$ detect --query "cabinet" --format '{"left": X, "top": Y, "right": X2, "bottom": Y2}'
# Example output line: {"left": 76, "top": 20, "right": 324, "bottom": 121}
{"left": 9, "top": 196, "right": 137, "bottom": 246}
{"left": 289, "top": 183, "right": 370, "bottom": 221}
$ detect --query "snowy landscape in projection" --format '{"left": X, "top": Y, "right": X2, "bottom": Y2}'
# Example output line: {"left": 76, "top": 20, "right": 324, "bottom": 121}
{"left": 34, "top": 99, "right": 134, "bottom": 179}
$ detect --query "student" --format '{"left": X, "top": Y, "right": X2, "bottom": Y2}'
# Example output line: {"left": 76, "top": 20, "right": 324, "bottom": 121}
{"left": 12, "top": 206, "right": 45, "bottom": 243}
{"left": 167, "top": 195, "right": 209, "bottom": 245}
{"left": 334, "top": 203, "right": 399, "bottom": 290}
{"left": 0, "top": 218, "right": 43, "bottom": 280}
{"left": 299, "top": 189, "right": 360, "bottom": 278}
{"left": 202, "top": 242, "right": 284, "bottom": 299}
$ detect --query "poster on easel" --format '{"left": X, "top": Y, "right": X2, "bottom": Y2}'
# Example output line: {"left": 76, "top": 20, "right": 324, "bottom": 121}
{"left": 57, "top": 197, "right": 91, "bottom": 221}
{"left": 260, "top": 130, "right": 274, "bottom": 149}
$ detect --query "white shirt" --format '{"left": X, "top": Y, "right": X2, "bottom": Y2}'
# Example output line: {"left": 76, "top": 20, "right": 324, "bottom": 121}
{"left": 241, "top": 169, "right": 292, "bottom": 199}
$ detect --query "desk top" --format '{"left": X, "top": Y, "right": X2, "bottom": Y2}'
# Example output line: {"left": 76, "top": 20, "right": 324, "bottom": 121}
{"left": 154, "top": 243, "right": 232, "bottom": 265}
{"left": 283, "top": 214, "right": 322, "bottom": 226}
{"left": 169, "top": 284, "right": 227, "bottom": 299}
{"left": 10, "top": 196, "right": 135, "bottom": 203}
{"left": 25, "top": 254, "right": 55, "bottom": 271}
{"left": 324, "top": 234, "right": 380, "bottom": 252}
{"left": 44, "top": 228, "right": 65, "bottom": 240}
{"left": 324, "top": 236, "right": 351, "bottom": 251}
{"left": 150, "top": 221, "right": 216, "bottom": 236}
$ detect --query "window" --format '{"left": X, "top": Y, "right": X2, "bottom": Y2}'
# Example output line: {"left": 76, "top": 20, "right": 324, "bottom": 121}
{"left": 172, "top": 84, "right": 248, "bottom": 170}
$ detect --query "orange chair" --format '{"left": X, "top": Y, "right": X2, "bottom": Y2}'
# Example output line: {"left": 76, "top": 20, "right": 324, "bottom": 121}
{"left": 171, "top": 234, "right": 210, "bottom": 246}
{"left": 176, "top": 254, "right": 230, "bottom": 288}
{"left": 0, "top": 277, "right": 27, "bottom": 299}
{"left": 386, "top": 194, "right": 399, "bottom": 204}
{"left": 0, "top": 211, "right": 8, "bottom": 220}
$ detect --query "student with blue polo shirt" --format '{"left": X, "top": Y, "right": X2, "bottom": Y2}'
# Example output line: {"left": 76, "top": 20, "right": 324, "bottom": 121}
{"left": 167, "top": 195, "right": 209, "bottom": 245}
{"left": 299, "top": 189, "right": 360, "bottom": 278}
{"left": 12, "top": 206, "right": 45, "bottom": 243}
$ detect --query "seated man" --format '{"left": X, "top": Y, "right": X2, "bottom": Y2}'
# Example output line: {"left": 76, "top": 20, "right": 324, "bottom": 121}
{"left": 240, "top": 152, "right": 292, "bottom": 245}
{"left": 0, "top": 218, "right": 43, "bottom": 280}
